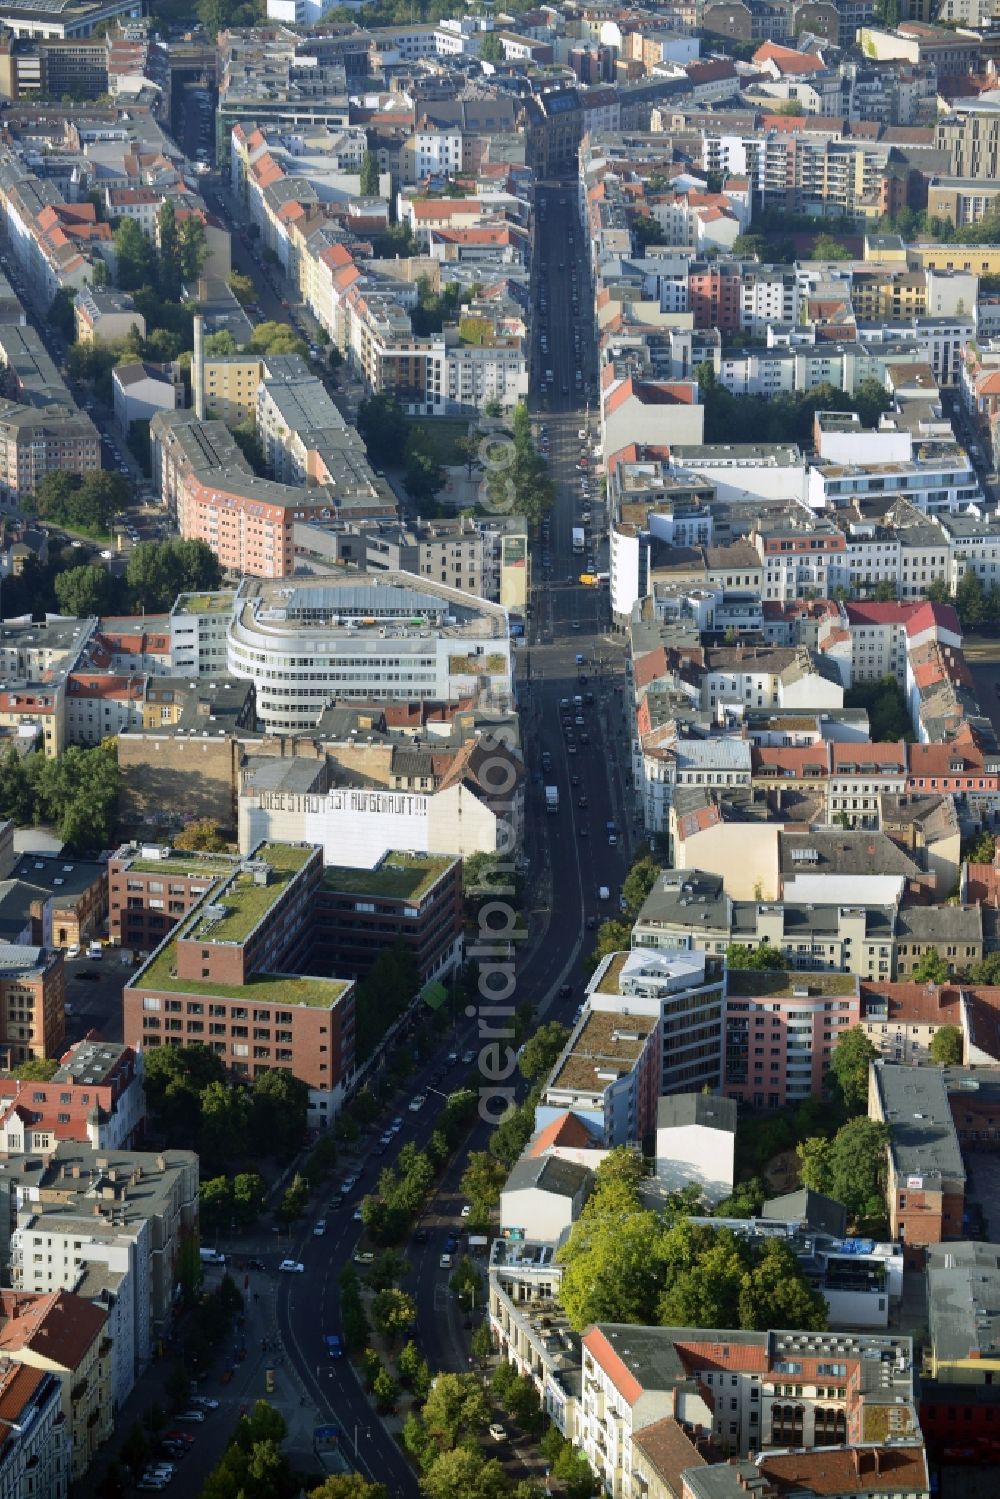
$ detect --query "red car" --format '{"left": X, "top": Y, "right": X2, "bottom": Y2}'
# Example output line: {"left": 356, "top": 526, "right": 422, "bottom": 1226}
{"left": 164, "top": 1431, "right": 196, "bottom": 1446}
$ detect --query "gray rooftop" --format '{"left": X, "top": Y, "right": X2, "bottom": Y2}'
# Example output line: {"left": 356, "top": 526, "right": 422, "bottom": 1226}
{"left": 503, "top": 1154, "right": 592, "bottom": 1200}
{"left": 656, "top": 1093, "right": 737, "bottom": 1136}
{"left": 762, "top": 1187, "right": 847, "bottom": 1240}
{"left": 874, "top": 1061, "right": 965, "bottom": 1189}
{"left": 927, "top": 1241, "right": 1000, "bottom": 1363}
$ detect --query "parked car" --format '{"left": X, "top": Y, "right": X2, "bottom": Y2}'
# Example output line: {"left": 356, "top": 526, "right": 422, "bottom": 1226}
{"left": 439, "top": 1253, "right": 453, "bottom": 1269}
{"left": 278, "top": 1260, "right": 304, "bottom": 1274}
{"left": 488, "top": 1424, "right": 506, "bottom": 1442}
{"left": 174, "top": 1410, "right": 206, "bottom": 1423}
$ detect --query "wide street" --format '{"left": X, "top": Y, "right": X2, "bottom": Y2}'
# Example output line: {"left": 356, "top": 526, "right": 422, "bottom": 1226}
{"left": 262, "top": 182, "right": 636, "bottom": 1489}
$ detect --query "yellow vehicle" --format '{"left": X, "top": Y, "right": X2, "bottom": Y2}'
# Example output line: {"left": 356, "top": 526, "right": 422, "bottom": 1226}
{"left": 578, "top": 572, "right": 598, "bottom": 586}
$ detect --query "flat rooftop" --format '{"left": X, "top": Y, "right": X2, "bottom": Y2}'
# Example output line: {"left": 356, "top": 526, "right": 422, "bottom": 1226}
{"left": 726, "top": 970, "right": 860, "bottom": 1000}
{"left": 134, "top": 943, "right": 349, "bottom": 1009}
{"left": 322, "top": 851, "right": 454, "bottom": 902}
{"left": 547, "top": 1009, "right": 658, "bottom": 1094}
{"left": 173, "top": 592, "right": 236, "bottom": 616}
{"left": 187, "top": 843, "right": 312, "bottom": 944}
{"left": 113, "top": 845, "right": 236, "bottom": 877}
{"left": 875, "top": 1061, "right": 965, "bottom": 1187}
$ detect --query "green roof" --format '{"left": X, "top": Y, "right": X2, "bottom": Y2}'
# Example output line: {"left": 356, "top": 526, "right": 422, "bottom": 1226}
{"left": 134, "top": 941, "right": 349, "bottom": 1008}
{"left": 175, "top": 591, "right": 237, "bottom": 614}
{"left": 188, "top": 843, "right": 314, "bottom": 944}
{"left": 322, "top": 852, "right": 453, "bottom": 902}
{"left": 126, "top": 853, "right": 235, "bottom": 877}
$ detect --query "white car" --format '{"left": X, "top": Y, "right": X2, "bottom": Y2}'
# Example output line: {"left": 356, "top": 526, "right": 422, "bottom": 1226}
{"left": 439, "top": 1253, "right": 453, "bottom": 1269}
{"left": 278, "top": 1259, "right": 304, "bottom": 1274}
{"left": 408, "top": 1094, "right": 426, "bottom": 1112}
{"left": 488, "top": 1423, "right": 506, "bottom": 1442}
{"left": 460, "top": 1204, "right": 472, "bottom": 1218}
{"left": 578, "top": 429, "right": 587, "bottom": 440}
{"left": 191, "top": 1396, "right": 219, "bottom": 1410}
{"left": 313, "top": 1219, "right": 327, "bottom": 1237}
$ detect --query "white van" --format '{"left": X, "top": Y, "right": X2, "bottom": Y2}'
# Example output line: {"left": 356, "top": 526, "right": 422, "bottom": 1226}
{"left": 88, "top": 941, "right": 102, "bottom": 960}
{"left": 199, "top": 1248, "right": 225, "bottom": 1265}
{"left": 598, "top": 886, "right": 610, "bottom": 901}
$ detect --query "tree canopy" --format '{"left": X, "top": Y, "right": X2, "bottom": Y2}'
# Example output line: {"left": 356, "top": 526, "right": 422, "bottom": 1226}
{"left": 930, "top": 1024, "right": 962, "bottom": 1065}
{"left": 828, "top": 1026, "right": 877, "bottom": 1116}
{"left": 797, "top": 1117, "right": 889, "bottom": 1228}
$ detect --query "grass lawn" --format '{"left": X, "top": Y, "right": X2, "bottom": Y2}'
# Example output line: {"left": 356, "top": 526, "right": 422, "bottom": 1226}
{"left": 405, "top": 416, "right": 471, "bottom": 467}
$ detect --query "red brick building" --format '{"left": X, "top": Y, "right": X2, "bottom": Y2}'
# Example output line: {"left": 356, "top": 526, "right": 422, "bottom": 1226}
{"left": 123, "top": 843, "right": 356, "bottom": 1127}
{"left": 315, "top": 851, "right": 463, "bottom": 985}
{"left": 108, "top": 844, "right": 238, "bottom": 953}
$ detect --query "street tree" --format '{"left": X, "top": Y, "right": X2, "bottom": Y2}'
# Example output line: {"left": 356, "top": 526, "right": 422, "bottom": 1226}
{"left": 621, "top": 855, "right": 660, "bottom": 914}
{"left": 420, "top": 1371, "right": 489, "bottom": 1451}
{"left": 309, "top": 1478, "right": 389, "bottom": 1499}
{"left": 370, "top": 1288, "right": 417, "bottom": 1344}
{"left": 517, "top": 1022, "right": 569, "bottom": 1082}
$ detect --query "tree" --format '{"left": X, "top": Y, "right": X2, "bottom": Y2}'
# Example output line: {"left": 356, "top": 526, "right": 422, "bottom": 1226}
{"left": 248, "top": 321, "right": 308, "bottom": 359}
{"left": 811, "top": 233, "right": 852, "bottom": 261}
{"left": 930, "top": 1024, "right": 963, "bottom": 1066}
{"left": 459, "top": 1150, "right": 508, "bottom": 1208}
{"left": 55, "top": 564, "right": 117, "bottom": 618}
{"left": 126, "top": 538, "right": 222, "bottom": 611}
{"left": 912, "top": 948, "right": 951, "bottom": 984}
{"left": 421, "top": 1372, "right": 489, "bottom": 1451}
{"left": 359, "top": 150, "right": 380, "bottom": 197}
{"left": 200, "top": 1080, "right": 250, "bottom": 1164}
{"left": 725, "top": 942, "right": 785, "bottom": 970}
{"left": 49, "top": 286, "right": 77, "bottom": 338}
{"left": 370, "top": 1288, "right": 417, "bottom": 1344}
{"left": 27, "top": 741, "right": 120, "bottom": 849}
{"left": 404, "top": 445, "right": 444, "bottom": 506}
{"left": 798, "top": 1118, "right": 889, "bottom": 1227}
{"left": 397, "top": 1339, "right": 431, "bottom": 1395}
{"left": 250, "top": 1069, "right": 308, "bottom": 1159}
{"left": 204, "top": 329, "right": 238, "bottom": 357}
{"left": 517, "top": 1022, "right": 569, "bottom": 1082}
{"left": 113, "top": 216, "right": 156, "bottom": 291}
{"left": 657, "top": 1229, "right": 746, "bottom": 1329}
{"left": 421, "top": 1449, "right": 510, "bottom": 1499}
{"left": 737, "top": 1238, "right": 827, "bottom": 1331}
{"left": 9, "top": 1057, "right": 59, "bottom": 1081}
{"left": 231, "top": 1171, "right": 266, "bottom": 1226}
{"left": 174, "top": 818, "right": 227, "bottom": 852}
{"left": 969, "top": 952, "right": 1000, "bottom": 984}
{"left": 178, "top": 215, "right": 208, "bottom": 281}
{"left": 278, "top": 1172, "right": 309, "bottom": 1223}
{"left": 622, "top": 854, "right": 660, "bottom": 914}
{"left": 966, "top": 829, "right": 996, "bottom": 866}
{"left": 309, "top": 1478, "right": 389, "bottom": 1499}
{"left": 372, "top": 1366, "right": 398, "bottom": 1412}
{"left": 478, "top": 31, "right": 504, "bottom": 63}
{"left": 228, "top": 272, "right": 255, "bottom": 306}
{"left": 119, "top": 1422, "right": 151, "bottom": 1480}
{"left": 158, "top": 201, "right": 182, "bottom": 301}
{"left": 357, "top": 392, "right": 408, "bottom": 466}
{"left": 828, "top": 1026, "right": 877, "bottom": 1116}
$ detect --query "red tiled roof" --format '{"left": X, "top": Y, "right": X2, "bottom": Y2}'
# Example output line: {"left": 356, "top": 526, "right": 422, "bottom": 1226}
{"left": 582, "top": 1328, "right": 644, "bottom": 1405}
{"left": 528, "top": 1112, "right": 599, "bottom": 1157}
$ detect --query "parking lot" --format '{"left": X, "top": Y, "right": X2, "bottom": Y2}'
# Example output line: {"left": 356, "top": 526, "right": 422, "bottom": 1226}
{"left": 63, "top": 951, "right": 130, "bottom": 1045}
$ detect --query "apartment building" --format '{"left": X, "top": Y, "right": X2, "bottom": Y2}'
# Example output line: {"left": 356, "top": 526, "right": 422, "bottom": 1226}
{"left": 124, "top": 842, "right": 356, "bottom": 1126}
{"left": 580, "top": 1322, "right": 918, "bottom": 1498}
{"left": 869, "top": 1060, "right": 965, "bottom": 1262}
{"left": 314, "top": 852, "right": 463, "bottom": 985}
{"left": 0, "top": 401, "right": 100, "bottom": 502}
{"left": 0, "top": 1289, "right": 111, "bottom": 1481}
{"left": 0, "top": 1038, "right": 144, "bottom": 1151}
{"left": 587, "top": 947, "right": 726, "bottom": 1096}
{"left": 535, "top": 1006, "right": 661, "bottom": 1147}
{"left": 631, "top": 868, "right": 898, "bottom": 980}
{"left": 0, "top": 1364, "right": 66, "bottom": 1499}
{"left": 0, "top": 946, "right": 65, "bottom": 1071}
{"left": 167, "top": 592, "right": 236, "bottom": 679}
{"left": 724, "top": 968, "right": 861, "bottom": 1111}
{"left": 921, "top": 1241, "right": 1000, "bottom": 1464}
{"left": 73, "top": 286, "right": 143, "bottom": 346}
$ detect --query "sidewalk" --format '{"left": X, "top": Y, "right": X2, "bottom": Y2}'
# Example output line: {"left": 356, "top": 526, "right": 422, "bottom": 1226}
{"left": 78, "top": 1264, "right": 324, "bottom": 1497}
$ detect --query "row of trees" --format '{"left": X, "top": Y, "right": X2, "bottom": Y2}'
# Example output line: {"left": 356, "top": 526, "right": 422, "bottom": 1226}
{"left": 0, "top": 741, "right": 119, "bottom": 850}
{"left": 485, "top": 403, "right": 554, "bottom": 528}
{"left": 696, "top": 366, "right": 892, "bottom": 447}
{"left": 143, "top": 1046, "right": 308, "bottom": 1171}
